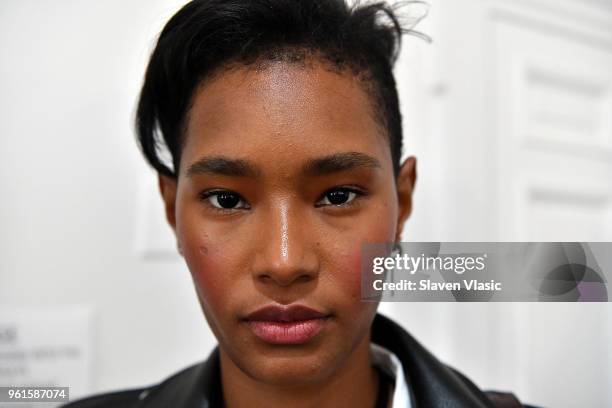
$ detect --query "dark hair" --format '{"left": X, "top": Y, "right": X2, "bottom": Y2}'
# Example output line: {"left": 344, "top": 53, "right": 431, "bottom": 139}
{"left": 136, "top": 0, "right": 426, "bottom": 178}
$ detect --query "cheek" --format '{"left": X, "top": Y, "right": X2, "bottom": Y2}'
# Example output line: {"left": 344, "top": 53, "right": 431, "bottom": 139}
{"left": 175, "top": 195, "right": 246, "bottom": 314}
{"left": 326, "top": 210, "right": 397, "bottom": 301}
{"left": 185, "top": 250, "right": 226, "bottom": 317}
{"left": 178, "top": 224, "right": 238, "bottom": 315}
{"left": 342, "top": 249, "right": 366, "bottom": 300}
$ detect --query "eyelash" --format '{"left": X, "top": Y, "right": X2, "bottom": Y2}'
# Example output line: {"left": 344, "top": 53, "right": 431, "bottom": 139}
{"left": 315, "top": 186, "right": 366, "bottom": 208}
{"left": 198, "top": 189, "right": 250, "bottom": 213}
{"left": 198, "top": 186, "right": 367, "bottom": 212}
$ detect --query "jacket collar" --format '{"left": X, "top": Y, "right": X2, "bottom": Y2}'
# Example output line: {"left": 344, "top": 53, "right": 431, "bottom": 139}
{"left": 371, "top": 313, "right": 494, "bottom": 408}
{"left": 139, "top": 313, "right": 496, "bottom": 408}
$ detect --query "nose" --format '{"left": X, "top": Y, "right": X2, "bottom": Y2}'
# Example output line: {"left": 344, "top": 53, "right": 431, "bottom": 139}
{"left": 251, "top": 199, "right": 319, "bottom": 287}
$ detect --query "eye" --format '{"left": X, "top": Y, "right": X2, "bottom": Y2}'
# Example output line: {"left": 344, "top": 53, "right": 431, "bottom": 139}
{"left": 316, "top": 187, "right": 362, "bottom": 207}
{"left": 200, "top": 190, "right": 250, "bottom": 210}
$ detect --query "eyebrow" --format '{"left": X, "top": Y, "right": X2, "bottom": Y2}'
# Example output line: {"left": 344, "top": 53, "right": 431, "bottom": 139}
{"left": 185, "top": 152, "right": 381, "bottom": 178}
{"left": 186, "top": 156, "right": 261, "bottom": 178}
{"left": 302, "top": 152, "right": 381, "bottom": 177}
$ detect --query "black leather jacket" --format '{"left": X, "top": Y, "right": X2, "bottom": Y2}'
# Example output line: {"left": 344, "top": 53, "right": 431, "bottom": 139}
{"left": 63, "top": 314, "right": 538, "bottom": 407}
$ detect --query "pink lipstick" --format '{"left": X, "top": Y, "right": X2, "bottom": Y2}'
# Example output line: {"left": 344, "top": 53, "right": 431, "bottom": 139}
{"left": 244, "top": 304, "right": 330, "bottom": 345}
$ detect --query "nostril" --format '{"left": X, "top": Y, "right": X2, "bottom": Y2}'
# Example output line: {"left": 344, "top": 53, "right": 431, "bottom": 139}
{"left": 295, "top": 275, "right": 313, "bottom": 284}
{"left": 255, "top": 269, "right": 315, "bottom": 287}
{"left": 259, "top": 275, "right": 272, "bottom": 283}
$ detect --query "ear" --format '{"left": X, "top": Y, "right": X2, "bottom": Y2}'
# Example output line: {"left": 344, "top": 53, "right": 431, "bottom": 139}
{"left": 158, "top": 175, "right": 180, "bottom": 256}
{"left": 395, "top": 156, "right": 417, "bottom": 242}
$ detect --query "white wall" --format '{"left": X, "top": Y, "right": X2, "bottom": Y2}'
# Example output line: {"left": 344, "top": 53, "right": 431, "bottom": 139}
{"left": 392, "top": 1, "right": 612, "bottom": 407}
{"left": 0, "top": 0, "right": 216, "bottom": 397}
{"left": 1, "top": 1, "right": 611, "bottom": 407}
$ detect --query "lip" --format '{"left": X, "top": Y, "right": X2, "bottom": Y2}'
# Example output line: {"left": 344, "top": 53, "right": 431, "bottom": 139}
{"left": 243, "top": 304, "right": 330, "bottom": 345}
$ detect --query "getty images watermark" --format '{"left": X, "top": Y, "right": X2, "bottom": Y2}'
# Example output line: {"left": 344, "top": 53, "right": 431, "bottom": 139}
{"left": 361, "top": 242, "right": 610, "bottom": 302}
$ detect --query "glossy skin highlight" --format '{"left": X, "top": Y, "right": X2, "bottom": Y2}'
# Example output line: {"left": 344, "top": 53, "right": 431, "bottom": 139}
{"left": 159, "top": 59, "right": 416, "bottom": 408}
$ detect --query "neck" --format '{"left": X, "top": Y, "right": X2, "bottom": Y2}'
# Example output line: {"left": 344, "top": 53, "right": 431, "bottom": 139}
{"left": 220, "top": 334, "right": 379, "bottom": 408}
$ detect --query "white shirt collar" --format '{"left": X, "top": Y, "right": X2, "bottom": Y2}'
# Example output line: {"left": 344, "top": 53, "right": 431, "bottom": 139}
{"left": 370, "top": 343, "right": 413, "bottom": 408}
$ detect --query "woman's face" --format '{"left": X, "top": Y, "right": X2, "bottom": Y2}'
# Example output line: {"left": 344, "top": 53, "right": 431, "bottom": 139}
{"left": 160, "top": 59, "right": 415, "bottom": 385}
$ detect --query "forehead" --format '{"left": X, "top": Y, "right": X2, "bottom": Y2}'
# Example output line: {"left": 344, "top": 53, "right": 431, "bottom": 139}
{"left": 181, "top": 59, "right": 391, "bottom": 173}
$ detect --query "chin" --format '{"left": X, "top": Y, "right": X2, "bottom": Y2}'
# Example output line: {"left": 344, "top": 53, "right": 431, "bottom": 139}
{"left": 238, "top": 350, "right": 342, "bottom": 386}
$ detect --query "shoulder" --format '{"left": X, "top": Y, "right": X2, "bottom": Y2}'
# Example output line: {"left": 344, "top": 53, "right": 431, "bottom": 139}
{"left": 372, "top": 314, "right": 542, "bottom": 408}
{"left": 449, "top": 366, "right": 543, "bottom": 408}
{"left": 60, "top": 388, "right": 147, "bottom": 408}
{"left": 61, "top": 361, "right": 207, "bottom": 408}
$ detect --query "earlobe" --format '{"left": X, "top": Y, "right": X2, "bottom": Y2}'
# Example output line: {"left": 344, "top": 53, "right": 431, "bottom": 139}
{"left": 395, "top": 156, "right": 417, "bottom": 241}
{"left": 158, "top": 174, "right": 178, "bottom": 233}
